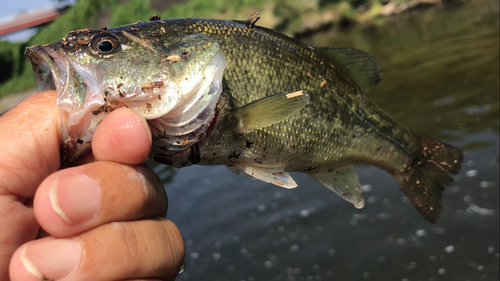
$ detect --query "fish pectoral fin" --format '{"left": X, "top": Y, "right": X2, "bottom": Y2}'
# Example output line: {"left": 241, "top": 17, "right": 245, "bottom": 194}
{"left": 232, "top": 91, "right": 309, "bottom": 133}
{"left": 309, "top": 165, "right": 365, "bottom": 209}
{"left": 228, "top": 163, "right": 298, "bottom": 189}
{"left": 317, "top": 47, "right": 382, "bottom": 93}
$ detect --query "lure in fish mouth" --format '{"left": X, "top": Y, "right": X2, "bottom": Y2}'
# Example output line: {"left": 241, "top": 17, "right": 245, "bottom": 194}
{"left": 26, "top": 29, "right": 227, "bottom": 162}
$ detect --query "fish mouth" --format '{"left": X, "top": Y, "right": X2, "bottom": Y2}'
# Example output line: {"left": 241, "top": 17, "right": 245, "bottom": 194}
{"left": 26, "top": 44, "right": 97, "bottom": 114}
{"left": 26, "top": 44, "right": 103, "bottom": 162}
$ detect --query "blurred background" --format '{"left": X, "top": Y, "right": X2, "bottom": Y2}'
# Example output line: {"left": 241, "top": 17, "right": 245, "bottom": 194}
{"left": 1, "top": 0, "right": 498, "bottom": 280}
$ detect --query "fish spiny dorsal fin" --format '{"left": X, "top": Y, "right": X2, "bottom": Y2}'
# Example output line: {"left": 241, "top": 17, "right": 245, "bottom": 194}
{"left": 318, "top": 47, "right": 382, "bottom": 93}
{"left": 233, "top": 91, "right": 309, "bottom": 133}
{"left": 245, "top": 12, "right": 260, "bottom": 29}
{"left": 309, "top": 165, "right": 365, "bottom": 209}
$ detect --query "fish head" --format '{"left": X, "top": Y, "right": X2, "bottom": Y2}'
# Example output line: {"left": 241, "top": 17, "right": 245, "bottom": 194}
{"left": 26, "top": 27, "right": 226, "bottom": 162}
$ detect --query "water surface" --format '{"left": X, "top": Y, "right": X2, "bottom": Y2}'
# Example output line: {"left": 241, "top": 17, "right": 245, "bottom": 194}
{"left": 153, "top": 1, "right": 499, "bottom": 280}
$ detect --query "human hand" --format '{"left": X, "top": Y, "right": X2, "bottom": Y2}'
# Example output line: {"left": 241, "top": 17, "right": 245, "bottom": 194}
{"left": 0, "top": 91, "right": 185, "bottom": 280}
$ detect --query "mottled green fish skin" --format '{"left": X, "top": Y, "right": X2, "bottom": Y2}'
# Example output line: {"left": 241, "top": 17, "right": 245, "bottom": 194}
{"left": 134, "top": 18, "right": 461, "bottom": 222}
{"left": 133, "top": 18, "right": 418, "bottom": 174}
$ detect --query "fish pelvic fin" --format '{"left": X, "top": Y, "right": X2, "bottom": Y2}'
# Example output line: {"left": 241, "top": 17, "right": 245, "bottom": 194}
{"left": 395, "top": 136, "right": 463, "bottom": 223}
{"left": 227, "top": 163, "right": 298, "bottom": 189}
{"left": 232, "top": 91, "right": 309, "bottom": 133}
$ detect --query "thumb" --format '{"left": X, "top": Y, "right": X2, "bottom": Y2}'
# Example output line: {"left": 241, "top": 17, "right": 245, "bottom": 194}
{"left": 0, "top": 91, "right": 61, "bottom": 279}
{"left": 0, "top": 91, "right": 61, "bottom": 199}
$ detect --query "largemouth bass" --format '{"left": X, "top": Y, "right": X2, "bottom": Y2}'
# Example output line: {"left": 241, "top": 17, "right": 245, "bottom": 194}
{"left": 25, "top": 14, "right": 463, "bottom": 222}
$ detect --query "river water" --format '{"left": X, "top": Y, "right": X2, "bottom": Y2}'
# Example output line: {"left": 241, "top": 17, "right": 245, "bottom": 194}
{"left": 152, "top": 1, "right": 499, "bottom": 280}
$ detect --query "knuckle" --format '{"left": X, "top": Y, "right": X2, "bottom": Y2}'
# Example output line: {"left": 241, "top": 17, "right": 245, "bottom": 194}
{"left": 161, "top": 220, "right": 185, "bottom": 259}
{"left": 114, "top": 222, "right": 141, "bottom": 261}
{"left": 77, "top": 220, "right": 183, "bottom": 280}
{"left": 135, "top": 167, "right": 168, "bottom": 216}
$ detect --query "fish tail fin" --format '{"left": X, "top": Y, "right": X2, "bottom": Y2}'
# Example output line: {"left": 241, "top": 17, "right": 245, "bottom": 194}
{"left": 395, "top": 135, "right": 463, "bottom": 223}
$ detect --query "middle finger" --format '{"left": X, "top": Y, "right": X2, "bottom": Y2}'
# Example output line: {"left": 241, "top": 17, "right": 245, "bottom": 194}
{"left": 33, "top": 161, "right": 167, "bottom": 237}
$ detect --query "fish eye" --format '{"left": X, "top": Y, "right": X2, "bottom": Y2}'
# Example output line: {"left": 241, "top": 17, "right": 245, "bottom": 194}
{"left": 91, "top": 35, "right": 120, "bottom": 55}
{"left": 98, "top": 40, "right": 113, "bottom": 52}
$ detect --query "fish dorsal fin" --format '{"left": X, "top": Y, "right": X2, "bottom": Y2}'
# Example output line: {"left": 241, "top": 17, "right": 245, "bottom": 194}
{"left": 233, "top": 91, "right": 309, "bottom": 133}
{"left": 318, "top": 47, "right": 382, "bottom": 93}
{"left": 227, "top": 163, "right": 298, "bottom": 189}
{"left": 309, "top": 165, "right": 365, "bottom": 208}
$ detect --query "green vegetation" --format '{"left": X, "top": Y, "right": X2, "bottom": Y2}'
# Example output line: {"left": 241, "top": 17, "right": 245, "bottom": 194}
{"left": 0, "top": 0, "right": 122, "bottom": 96}
{"left": 110, "top": 0, "right": 156, "bottom": 26}
{"left": 0, "top": 0, "right": 428, "bottom": 97}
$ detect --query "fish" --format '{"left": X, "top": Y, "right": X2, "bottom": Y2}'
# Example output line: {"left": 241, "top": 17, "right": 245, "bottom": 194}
{"left": 25, "top": 14, "right": 463, "bottom": 223}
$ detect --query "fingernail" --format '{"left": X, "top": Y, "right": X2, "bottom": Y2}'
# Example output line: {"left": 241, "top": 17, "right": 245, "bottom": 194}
{"left": 50, "top": 175, "right": 101, "bottom": 225}
{"left": 139, "top": 115, "right": 152, "bottom": 144}
{"left": 21, "top": 239, "right": 81, "bottom": 280}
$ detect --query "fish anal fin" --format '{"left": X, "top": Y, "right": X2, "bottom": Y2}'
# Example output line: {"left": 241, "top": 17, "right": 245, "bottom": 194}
{"left": 318, "top": 47, "right": 382, "bottom": 93}
{"left": 228, "top": 163, "right": 298, "bottom": 189}
{"left": 310, "top": 165, "right": 365, "bottom": 209}
{"left": 232, "top": 91, "right": 309, "bottom": 133}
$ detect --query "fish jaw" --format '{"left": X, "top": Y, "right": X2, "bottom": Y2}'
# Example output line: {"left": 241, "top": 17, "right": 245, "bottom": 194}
{"left": 26, "top": 44, "right": 106, "bottom": 161}
{"left": 25, "top": 45, "right": 61, "bottom": 93}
